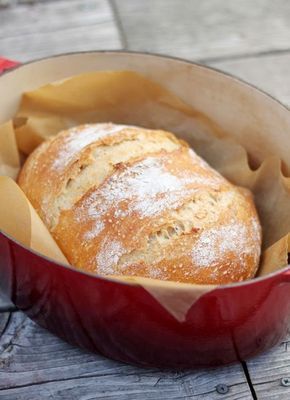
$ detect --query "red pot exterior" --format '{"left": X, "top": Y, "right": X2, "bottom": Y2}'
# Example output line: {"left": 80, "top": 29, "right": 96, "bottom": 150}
{"left": 1, "top": 53, "right": 290, "bottom": 367}
{"left": 0, "top": 57, "right": 19, "bottom": 72}
{"left": 1, "top": 231, "right": 290, "bottom": 368}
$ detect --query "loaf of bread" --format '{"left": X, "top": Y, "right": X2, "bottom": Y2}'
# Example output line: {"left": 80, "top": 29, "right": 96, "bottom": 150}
{"left": 18, "top": 123, "right": 261, "bottom": 284}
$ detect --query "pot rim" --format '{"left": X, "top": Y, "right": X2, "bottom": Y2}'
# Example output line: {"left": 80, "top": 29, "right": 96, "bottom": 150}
{"left": 2, "top": 49, "right": 289, "bottom": 112}
{"left": 1, "top": 49, "right": 290, "bottom": 291}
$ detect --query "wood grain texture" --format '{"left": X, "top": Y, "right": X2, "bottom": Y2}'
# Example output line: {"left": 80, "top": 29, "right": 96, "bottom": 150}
{"left": 0, "top": 312, "right": 10, "bottom": 338}
{"left": 244, "top": 333, "right": 290, "bottom": 399}
{"left": 1, "top": 0, "right": 290, "bottom": 398}
{"left": 0, "top": 0, "right": 122, "bottom": 61}
{"left": 113, "top": 0, "right": 290, "bottom": 61}
{"left": 0, "top": 311, "right": 253, "bottom": 400}
{"left": 209, "top": 53, "right": 290, "bottom": 107}
{"left": 113, "top": 0, "right": 290, "bottom": 119}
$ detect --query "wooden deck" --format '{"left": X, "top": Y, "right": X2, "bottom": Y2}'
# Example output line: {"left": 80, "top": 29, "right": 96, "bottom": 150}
{"left": 1, "top": 0, "right": 290, "bottom": 398}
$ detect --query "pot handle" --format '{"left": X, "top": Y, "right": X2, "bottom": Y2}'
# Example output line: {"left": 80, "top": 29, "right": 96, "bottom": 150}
{"left": 0, "top": 57, "right": 19, "bottom": 74}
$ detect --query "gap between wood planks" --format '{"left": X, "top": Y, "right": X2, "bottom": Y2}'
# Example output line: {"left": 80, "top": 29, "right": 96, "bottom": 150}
{"left": 198, "top": 48, "right": 290, "bottom": 65}
{"left": 241, "top": 361, "right": 257, "bottom": 400}
{"left": 0, "top": 0, "right": 61, "bottom": 7}
{"left": 108, "top": 0, "right": 128, "bottom": 49}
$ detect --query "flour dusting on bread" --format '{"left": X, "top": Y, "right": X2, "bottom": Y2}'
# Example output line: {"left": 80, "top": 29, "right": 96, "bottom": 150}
{"left": 18, "top": 123, "right": 262, "bottom": 284}
{"left": 52, "top": 123, "right": 130, "bottom": 170}
{"left": 191, "top": 223, "right": 251, "bottom": 267}
{"left": 96, "top": 238, "right": 125, "bottom": 275}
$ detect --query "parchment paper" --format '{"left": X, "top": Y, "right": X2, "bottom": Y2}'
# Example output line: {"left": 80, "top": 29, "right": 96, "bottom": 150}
{"left": 0, "top": 121, "right": 20, "bottom": 179}
{"left": 1, "top": 70, "right": 289, "bottom": 322}
{"left": 0, "top": 176, "right": 68, "bottom": 264}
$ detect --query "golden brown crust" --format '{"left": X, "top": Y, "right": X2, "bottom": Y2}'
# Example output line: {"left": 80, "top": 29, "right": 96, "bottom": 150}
{"left": 18, "top": 123, "right": 262, "bottom": 284}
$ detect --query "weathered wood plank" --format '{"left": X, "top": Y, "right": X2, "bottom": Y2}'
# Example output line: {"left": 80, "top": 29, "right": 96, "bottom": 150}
{"left": 0, "top": 312, "right": 10, "bottom": 338}
{"left": 0, "top": 311, "right": 253, "bottom": 399}
{"left": 242, "top": 333, "right": 290, "bottom": 400}
{"left": 113, "top": 0, "right": 290, "bottom": 61}
{"left": 209, "top": 53, "right": 290, "bottom": 107}
{"left": 0, "top": 0, "right": 122, "bottom": 61}
{"left": 0, "top": 0, "right": 39, "bottom": 6}
{"left": 113, "top": 0, "right": 290, "bottom": 109}
{"left": 1, "top": 1, "right": 290, "bottom": 398}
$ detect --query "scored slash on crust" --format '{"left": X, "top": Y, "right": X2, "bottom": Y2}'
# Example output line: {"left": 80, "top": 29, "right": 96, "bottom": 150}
{"left": 18, "top": 123, "right": 262, "bottom": 284}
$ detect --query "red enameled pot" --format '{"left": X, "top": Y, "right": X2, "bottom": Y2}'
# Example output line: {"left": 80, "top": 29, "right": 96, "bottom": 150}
{"left": 1, "top": 52, "right": 290, "bottom": 368}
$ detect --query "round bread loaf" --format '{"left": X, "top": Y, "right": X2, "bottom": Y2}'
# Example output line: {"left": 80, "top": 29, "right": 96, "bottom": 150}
{"left": 18, "top": 123, "right": 261, "bottom": 284}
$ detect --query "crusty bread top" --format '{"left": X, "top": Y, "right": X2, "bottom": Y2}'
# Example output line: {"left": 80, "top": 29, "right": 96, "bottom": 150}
{"left": 18, "top": 123, "right": 262, "bottom": 284}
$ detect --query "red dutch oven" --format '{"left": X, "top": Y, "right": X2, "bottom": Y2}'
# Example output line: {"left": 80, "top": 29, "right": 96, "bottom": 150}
{"left": 1, "top": 52, "right": 290, "bottom": 368}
